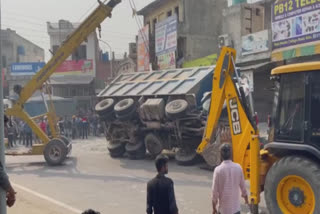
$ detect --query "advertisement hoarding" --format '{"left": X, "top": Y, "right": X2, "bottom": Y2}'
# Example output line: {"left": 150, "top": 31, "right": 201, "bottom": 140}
{"left": 242, "top": 30, "right": 269, "bottom": 55}
{"left": 11, "top": 62, "right": 45, "bottom": 76}
{"left": 137, "top": 25, "right": 150, "bottom": 72}
{"left": 272, "top": 0, "right": 320, "bottom": 50}
{"left": 228, "top": 0, "right": 262, "bottom": 7}
{"left": 155, "top": 15, "right": 177, "bottom": 56}
{"left": 53, "top": 59, "right": 94, "bottom": 76}
{"left": 158, "top": 51, "right": 176, "bottom": 70}
{"left": 182, "top": 54, "right": 217, "bottom": 68}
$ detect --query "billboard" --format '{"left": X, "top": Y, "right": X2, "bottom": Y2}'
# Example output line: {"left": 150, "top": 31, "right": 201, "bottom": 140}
{"left": 11, "top": 62, "right": 45, "bottom": 75}
{"left": 137, "top": 25, "right": 150, "bottom": 72}
{"left": 183, "top": 54, "right": 217, "bottom": 68}
{"left": 155, "top": 15, "right": 177, "bottom": 56}
{"left": 272, "top": 0, "right": 320, "bottom": 50}
{"left": 228, "top": 0, "right": 262, "bottom": 7}
{"left": 158, "top": 51, "right": 176, "bottom": 70}
{"left": 242, "top": 30, "right": 269, "bottom": 55}
{"left": 53, "top": 59, "right": 94, "bottom": 76}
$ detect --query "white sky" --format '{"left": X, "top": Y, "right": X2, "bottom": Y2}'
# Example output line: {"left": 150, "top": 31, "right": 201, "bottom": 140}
{"left": 1, "top": 0, "right": 154, "bottom": 61}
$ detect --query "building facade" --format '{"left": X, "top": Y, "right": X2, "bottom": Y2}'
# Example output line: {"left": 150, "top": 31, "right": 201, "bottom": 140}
{"left": 138, "top": 0, "right": 225, "bottom": 70}
{"left": 1, "top": 29, "right": 45, "bottom": 96}
{"left": 47, "top": 20, "right": 99, "bottom": 111}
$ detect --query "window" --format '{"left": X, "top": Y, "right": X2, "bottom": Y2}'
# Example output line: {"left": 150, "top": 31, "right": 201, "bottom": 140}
{"left": 256, "top": 8, "right": 261, "bottom": 16}
{"left": 276, "top": 73, "right": 305, "bottom": 142}
{"left": 174, "top": 7, "right": 179, "bottom": 20}
{"left": 52, "top": 45, "right": 59, "bottom": 55}
{"left": 310, "top": 73, "right": 320, "bottom": 143}
{"left": 167, "top": 10, "right": 172, "bottom": 17}
{"left": 2, "top": 56, "right": 7, "bottom": 68}
{"left": 72, "top": 45, "right": 87, "bottom": 60}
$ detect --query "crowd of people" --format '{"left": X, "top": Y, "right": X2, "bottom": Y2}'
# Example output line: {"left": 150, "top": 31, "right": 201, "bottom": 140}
{"left": 57, "top": 113, "right": 103, "bottom": 140}
{"left": 4, "top": 112, "right": 103, "bottom": 149}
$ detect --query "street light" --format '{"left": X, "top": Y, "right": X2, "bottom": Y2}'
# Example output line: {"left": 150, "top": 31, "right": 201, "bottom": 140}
{"left": 99, "top": 39, "right": 113, "bottom": 79}
{"left": 0, "top": 0, "right": 7, "bottom": 212}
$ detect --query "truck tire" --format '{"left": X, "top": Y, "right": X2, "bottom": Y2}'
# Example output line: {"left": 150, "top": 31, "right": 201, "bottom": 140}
{"left": 265, "top": 156, "right": 320, "bottom": 214}
{"left": 144, "top": 133, "right": 163, "bottom": 157}
{"left": 126, "top": 141, "right": 146, "bottom": 160}
{"left": 107, "top": 141, "right": 125, "bottom": 158}
{"left": 114, "top": 98, "right": 135, "bottom": 116}
{"left": 175, "top": 148, "right": 200, "bottom": 166}
{"left": 44, "top": 139, "right": 68, "bottom": 166}
{"left": 95, "top": 98, "right": 115, "bottom": 115}
{"left": 115, "top": 107, "right": 136, "bottom": 121}
{"left": 165, "top": 99, "right": 188, "bottom": 119}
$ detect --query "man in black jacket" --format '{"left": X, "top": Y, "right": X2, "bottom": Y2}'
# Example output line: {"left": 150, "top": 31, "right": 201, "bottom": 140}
{"left": 146, "top": 155, "right": 178, "bottom": 214}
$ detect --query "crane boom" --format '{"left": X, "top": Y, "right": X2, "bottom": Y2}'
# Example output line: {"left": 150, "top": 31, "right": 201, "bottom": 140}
{"left": 14, "top": 0, "right": 120, "bottom": 106}
{"left": 5, "top": 0, "right": 121, "bottom": 155}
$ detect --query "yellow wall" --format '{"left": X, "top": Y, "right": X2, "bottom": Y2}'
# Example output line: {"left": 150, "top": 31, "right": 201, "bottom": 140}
{"left": 144, "top": 0, "right": 182, "bottom": 33}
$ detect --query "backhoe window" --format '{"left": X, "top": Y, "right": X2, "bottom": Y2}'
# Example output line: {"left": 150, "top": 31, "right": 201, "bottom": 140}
{"left": 310, "top": 73, "right": 320, "bottom": 142}
{"left": 276, "top": 73, "right": 304, "bottom": 142}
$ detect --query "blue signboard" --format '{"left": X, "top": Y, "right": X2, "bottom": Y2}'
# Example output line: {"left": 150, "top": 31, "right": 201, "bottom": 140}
{"left": 155, "top": 15, "right": 177, "bottom": 56}
{"left": 11, "top": 62, "right": 45, "bottom": 75}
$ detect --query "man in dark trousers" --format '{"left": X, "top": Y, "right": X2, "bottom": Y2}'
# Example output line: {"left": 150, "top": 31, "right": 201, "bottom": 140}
{"left": 2, "top": 116, "right": 16, "bottom": 207}
{"left": 146, "top": 155, "right": 178, "bottom": 214}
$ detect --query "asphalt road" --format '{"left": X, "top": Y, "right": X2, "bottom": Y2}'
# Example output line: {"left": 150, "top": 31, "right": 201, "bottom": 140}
{"left": 5, "top": 137, "right": 268, "bottom": 214}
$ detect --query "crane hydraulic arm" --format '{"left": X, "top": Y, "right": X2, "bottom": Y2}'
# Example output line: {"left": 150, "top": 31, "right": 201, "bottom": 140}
{"left": 196, "top": 47, "right": 261, "bottom": 210}
{"left": 6, "top": 0, "right": 121, "bottom": 146}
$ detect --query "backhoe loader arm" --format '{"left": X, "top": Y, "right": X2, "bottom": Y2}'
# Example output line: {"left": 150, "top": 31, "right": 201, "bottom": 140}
{"left": 197, "top": 47, "right": 261, "bottom": 207}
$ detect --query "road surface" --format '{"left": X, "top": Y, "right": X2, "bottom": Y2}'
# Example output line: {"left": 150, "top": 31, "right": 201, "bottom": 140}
{"left": 5, "top": 137, "right": 268, "bottom": 213}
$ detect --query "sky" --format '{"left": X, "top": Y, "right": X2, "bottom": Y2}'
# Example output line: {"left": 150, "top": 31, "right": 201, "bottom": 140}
{"left": 1, "top": 0, "right": 154, "bottom": 61}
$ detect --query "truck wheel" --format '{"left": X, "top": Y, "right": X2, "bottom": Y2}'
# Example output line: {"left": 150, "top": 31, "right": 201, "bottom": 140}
{"left": 107, "top": 141, "right": 125, "bottom": 158}
{"left": 144, "top": 133, "right": 163, "bottom": 157}
{"left": 165, "top": 99, "right": 188, "bottom": 119}
{"left": 95, "top": 98, "right": 115, "bottom": 115}
{"left": 126, "top": 141, "right": 146, "bottom": 160}
{"left": 265, "top": 156, "right": 320, "bottom": 214}
{"left": 44, "top": 139, "right": 68, "bottom": 166}
{"left": 114, "top": 98, "right": 136, "bottom": 116}
{"left": 175, "top": 148, "right": 200, "bottom": 166}
{"left": 59, "top": 136, "right": 72, "bottom": 154}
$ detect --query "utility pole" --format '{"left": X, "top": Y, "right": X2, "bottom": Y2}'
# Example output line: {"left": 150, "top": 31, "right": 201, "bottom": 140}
{"left": 0, "top": 0, "right": 7, "bottom": 212}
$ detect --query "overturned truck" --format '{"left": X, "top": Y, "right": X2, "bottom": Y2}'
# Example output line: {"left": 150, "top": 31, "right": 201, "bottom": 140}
{"left": 96, "top": 67, "right": 214, "bottom": 165}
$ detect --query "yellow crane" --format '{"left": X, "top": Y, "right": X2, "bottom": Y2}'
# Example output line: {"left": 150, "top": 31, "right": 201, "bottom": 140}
{"left": 198, "top": 46, "right": 319, "bottom": 213}
{"left": 5, "top": 0, "right": 121, "bottom": 165}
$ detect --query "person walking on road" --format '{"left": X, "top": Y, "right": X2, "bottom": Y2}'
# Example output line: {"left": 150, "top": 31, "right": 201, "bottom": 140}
{"left": 146, "top": 155, "right": 179, "bottom": 214}
{"left": 212, "top": 143, "right": 248, "bottom": 214}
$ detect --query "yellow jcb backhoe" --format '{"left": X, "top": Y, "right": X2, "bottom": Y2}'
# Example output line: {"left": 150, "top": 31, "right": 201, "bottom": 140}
{"left": 198, "top": 46, "right": 320, "bottom": 214}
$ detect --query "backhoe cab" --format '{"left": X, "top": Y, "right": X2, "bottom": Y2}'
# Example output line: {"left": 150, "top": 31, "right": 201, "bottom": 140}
{"left": 198, "top": 47, "right": 320, "bottom": 213}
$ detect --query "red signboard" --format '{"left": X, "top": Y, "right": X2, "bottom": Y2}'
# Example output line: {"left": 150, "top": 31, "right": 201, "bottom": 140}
{"left": 54, "top": 59, "right": 94, "bottom": 75}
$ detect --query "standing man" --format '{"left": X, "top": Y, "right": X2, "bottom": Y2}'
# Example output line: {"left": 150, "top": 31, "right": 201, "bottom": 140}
{"left": 18, "top": 121, "right": 25, "bottom": 145}
{"left": 212, "top": 143, "right": 248, "bottom": 214}
{"left": 146, "top": 155, "right": 178, "bottom": 214}
{"left": 2, "top": 116, "right": 16, "bottom": 207}
{"left": 24, "top": 123, "right": 33, "bottom": 147}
